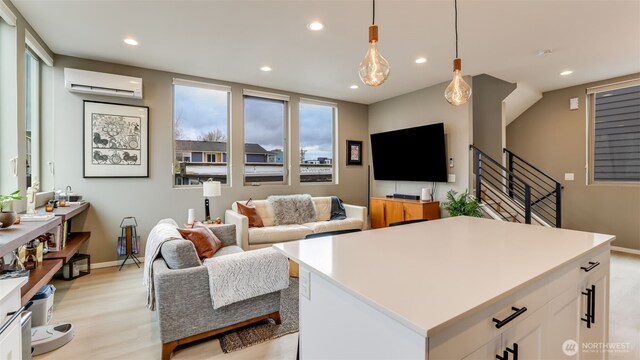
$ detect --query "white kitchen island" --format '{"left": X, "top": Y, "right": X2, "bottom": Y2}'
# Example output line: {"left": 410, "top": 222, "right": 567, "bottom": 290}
{"left": 273, "top": 216, "right": 615, "bottom": 360}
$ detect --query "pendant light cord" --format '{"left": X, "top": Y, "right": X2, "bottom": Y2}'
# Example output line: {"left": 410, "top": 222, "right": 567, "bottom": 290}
{"left": 455, "top": 0, "right": 459, "bottom": 58}
{"left": 372, "top": 0, "right": 376, "bottom": 25}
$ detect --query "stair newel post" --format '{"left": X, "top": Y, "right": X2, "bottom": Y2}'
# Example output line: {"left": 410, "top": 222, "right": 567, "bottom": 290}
{"left": 475, "top": 150, "right": 482, "bottom": 203}
{"left": 524, "top": 185, "right": 532, "bottom": 224}
{"left": 555, "top": 182, "right": 562, "bottom": 228}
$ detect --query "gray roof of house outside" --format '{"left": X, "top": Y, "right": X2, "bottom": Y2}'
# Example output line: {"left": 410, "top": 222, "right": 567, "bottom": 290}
{"left": 176, "top": 140, "right": 271, "bottom": 154}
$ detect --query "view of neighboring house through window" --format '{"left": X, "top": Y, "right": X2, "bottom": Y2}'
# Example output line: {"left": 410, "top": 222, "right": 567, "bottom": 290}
{"left": 243, "top": 93, "right": 288, "bottom": 184}
{"left": 299, "top": 100, "right": 335, "bottom": 183}
{"left": 25, "top": 48, "right": 39, "bottom": 188}
{"left": 589, "top": 81, "right": 640, "bottom": 182}
{"left": 173, "top": 79, "right": 229, "bottom": 186}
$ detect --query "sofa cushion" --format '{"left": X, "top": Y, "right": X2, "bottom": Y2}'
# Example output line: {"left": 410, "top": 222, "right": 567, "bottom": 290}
{"left": 160, "top": 239, "right": 202, "bottom": 269}
{"left": 177, "top": 225, "right": 223, "bottom": 260}
{"left": 236, "top": 199, "right": 264, "bottom": 228}
{"left": 302, "top": 218, "right": 363, "bottom": 233}
{"left": 248, "top": 224, "right": 313, "bottom": 245}
{"left": 210, "top": 245, "right": 244, "bottom": 258}
{"left": 312, "top": 197, "right": 332, "bottom": 221}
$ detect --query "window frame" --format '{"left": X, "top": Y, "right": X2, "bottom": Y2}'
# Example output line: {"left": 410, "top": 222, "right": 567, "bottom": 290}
{"left": 299, "top": 98, "right": 338, "bottom": 185}
{"left": 587, "top": 78, "right": 640, "bottom": 186}
{"left": 24, "top": 47, "right": 40, "bottom": 189}
{"left": 242, "top": 91, "right": 290, "bottom": 186}
{"left": 172, "top": 78, "right": 231, "bottom": 188}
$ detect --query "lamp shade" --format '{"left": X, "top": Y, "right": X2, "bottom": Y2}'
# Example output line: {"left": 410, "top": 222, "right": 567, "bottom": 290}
{"left": 203, "top": 181, "right": 221, "bottom": 197}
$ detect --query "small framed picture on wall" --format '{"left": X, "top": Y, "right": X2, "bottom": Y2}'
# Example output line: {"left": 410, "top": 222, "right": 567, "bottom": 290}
{"left": 346, "top": 140, "right": 363, "bottom": 166}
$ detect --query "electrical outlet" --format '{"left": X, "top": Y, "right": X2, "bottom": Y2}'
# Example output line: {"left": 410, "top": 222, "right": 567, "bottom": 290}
{"left": 570, "top": 98, "right": 579, "bottom": 110}
{"left": 299, "top": 267, "right": 311, "bottom": 300}
{"left": 448, "top": 174, "right": 456, "bottom": 183}
{"left": 564, "top": 173, "right": 574, "bottom": 181}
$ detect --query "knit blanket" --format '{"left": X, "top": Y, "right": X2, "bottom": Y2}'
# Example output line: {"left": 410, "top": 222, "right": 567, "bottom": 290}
{"left": 204, "top": 247, "right": 289, "bottom": 309}
{"left": 143, "top": 218, "right": 185, "bottom": 311}
{"left": 268, "top": 194, "right": 316, "bottom": 225}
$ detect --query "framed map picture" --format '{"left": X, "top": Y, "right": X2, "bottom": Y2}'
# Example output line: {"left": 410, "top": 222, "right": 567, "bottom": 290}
{"left": 346, "top": 140, "right": 363, "bottom": 165}
{"left": 83, "top": 101, "right": 149, "bottom": 178}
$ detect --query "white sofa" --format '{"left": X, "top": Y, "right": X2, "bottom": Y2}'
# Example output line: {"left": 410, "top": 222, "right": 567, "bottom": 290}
{"left": 225, "top": 197, "right": 367, "bottom": 250}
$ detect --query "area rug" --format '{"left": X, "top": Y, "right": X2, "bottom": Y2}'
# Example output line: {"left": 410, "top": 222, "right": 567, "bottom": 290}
{"left": 219, "top": 277, "right": 299, "bottom": 353}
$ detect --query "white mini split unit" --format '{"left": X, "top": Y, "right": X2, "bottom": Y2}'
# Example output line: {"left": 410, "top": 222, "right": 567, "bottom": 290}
{"left": 64, "top": 68, "right": 143, "bottom": 99}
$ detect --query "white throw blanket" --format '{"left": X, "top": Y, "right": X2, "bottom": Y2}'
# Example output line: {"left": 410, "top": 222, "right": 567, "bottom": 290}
{"left": 204, "top": 247, "right": 289, "bottom": 309}
{"left": 143, "top": 219, "right": 184, "bottom": 310}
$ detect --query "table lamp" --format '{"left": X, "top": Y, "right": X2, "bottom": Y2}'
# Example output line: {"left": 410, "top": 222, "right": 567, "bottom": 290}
{"left": 203, "top": 179, "right": 221, "bottom": 223}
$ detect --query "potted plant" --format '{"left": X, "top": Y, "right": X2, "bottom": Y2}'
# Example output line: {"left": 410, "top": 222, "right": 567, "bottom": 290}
{"left": 443, "top": 189, "right": 482, "bottom": 217}
{"left": 0, "top": 190, "right": 24, "bottom": 228}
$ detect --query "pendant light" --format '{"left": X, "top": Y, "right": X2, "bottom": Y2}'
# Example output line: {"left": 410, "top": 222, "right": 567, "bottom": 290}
{"left": 444, "top": 0, "right": 472, "bottom": 106}
{"left": 358, "top": 0, "right": 390, "bottom": 87}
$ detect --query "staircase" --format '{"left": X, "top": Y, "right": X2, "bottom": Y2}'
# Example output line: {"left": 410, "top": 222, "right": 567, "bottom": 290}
{"left": 470, "top": 145, "right": 563, "bottom": 227}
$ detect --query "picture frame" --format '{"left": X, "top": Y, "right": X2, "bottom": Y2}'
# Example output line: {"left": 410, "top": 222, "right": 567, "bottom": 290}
{"left": 83, "top": 101, "right": 149, "bottom": 178}
{"left": 346, "top": 140, "right": 363, "bottom": 166}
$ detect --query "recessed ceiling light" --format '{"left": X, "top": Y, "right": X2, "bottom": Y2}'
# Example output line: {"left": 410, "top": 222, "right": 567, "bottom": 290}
{"left": 560, "top": 70, "right": 574, "bottom": 76}
{"left": 350, "top": 85, "right": 359, "bottom": 89}
{"left": 260, "top": 66, "right": 272, "bottom": 72}
{"left": 123, "top": 38, "right": 138, "bottom": 46}
{"left": 415, "top": 57, "right": 427, "bottom": 64}
{"left": 308, "top": 21, "right": 324, "bottom": 31}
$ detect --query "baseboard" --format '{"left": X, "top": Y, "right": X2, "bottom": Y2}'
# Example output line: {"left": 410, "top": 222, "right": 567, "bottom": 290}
{"left": 92, "top": 257, "right": 145, "bottom": 269}
{"left": 611, "top": 246, "right": 640, "bottom": 256}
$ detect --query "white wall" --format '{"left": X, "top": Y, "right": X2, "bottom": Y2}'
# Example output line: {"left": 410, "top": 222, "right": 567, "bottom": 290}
{"left": 51, "top": 55, "right": 369, "bottom": 263}
{"left": 368, "top": 79, "right": 472, "bottom": 204}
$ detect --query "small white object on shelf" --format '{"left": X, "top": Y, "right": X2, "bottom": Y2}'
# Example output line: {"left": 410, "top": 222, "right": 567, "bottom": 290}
{"left": 20, "top": 214, "right": 55, "bottom": 222}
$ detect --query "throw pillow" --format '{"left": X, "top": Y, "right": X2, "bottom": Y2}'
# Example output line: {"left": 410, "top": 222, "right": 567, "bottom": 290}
{"left": 177, "top": 222, "right": 223, "bottom": 260}
{"left": 237, "top": 198, "right": 264, "bottom": 228}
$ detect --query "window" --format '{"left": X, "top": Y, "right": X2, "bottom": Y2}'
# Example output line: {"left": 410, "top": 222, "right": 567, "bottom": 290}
{"left": 299, "top": 100, "right": 336, "bottom": 183}
{"left": 243, "top": 91, "right": 288, "bottom": 184}
{"left": 25, "top": 49, "right": 40, "bottom": 188}
{"left": 588, "top": 80, "right": 640, "bottom": 183}
{"left": 173, "top": 79, "right": 230, "bottom": 186}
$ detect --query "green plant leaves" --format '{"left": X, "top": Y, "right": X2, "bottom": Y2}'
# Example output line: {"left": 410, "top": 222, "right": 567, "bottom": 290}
{"left": 443, "top": 189, "right": 482, "bottom": 217}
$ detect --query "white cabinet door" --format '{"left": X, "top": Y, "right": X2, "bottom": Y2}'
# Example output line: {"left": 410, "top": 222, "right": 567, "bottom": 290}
{"left": 544, "top": 286, "right": 583, "bottom": 358}
{"left": 501, "top": 306, "right": 547, "bottom": 360}
{"left": 580, "top": 272, "right": 609, "bottom": 360}
{"left": 462, "top": 335, "right": 502, "bottom": 360}
{"left": 0, "top": 316, "right": 22, "bottom": 360}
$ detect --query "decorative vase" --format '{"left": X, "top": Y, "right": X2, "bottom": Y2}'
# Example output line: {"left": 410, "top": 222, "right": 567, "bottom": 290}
{"left": 0, "top": 211, "right": 17, "bottom": 228}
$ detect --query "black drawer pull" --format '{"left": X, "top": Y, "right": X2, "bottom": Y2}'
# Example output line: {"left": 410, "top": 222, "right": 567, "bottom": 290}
{"left": 581, "top": 261, "right": 600, "bottom": 272}
{"left": 493, "top": 307, "right": 527, "bottom": 329}
{"left": 496, "top": 343, "right": 519, "bottom": 360}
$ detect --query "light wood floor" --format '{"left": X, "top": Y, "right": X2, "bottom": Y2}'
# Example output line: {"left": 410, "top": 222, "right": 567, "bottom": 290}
{"left": 34, "top": 251, "right": 639, "bottom": 360}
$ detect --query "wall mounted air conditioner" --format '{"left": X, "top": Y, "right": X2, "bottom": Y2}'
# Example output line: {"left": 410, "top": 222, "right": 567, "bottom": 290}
{"left": 64, "top": 68, "right": 143, "bottom": 99}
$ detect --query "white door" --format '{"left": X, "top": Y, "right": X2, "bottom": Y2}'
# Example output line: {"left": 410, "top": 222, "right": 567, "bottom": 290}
{"left": 501, "top": 306, "right": 547, "bottom": 359}
{"left": 462, "top": 335, "right": 502, "bottom": 360}
{"left": 544, "top": 286, "right": 583, "bottom": 359}
{"left": 0, "top": 316, "right": 22, "bottom": 360}
{"left": 580, "top": 272, "right": 609, "bottom": 360}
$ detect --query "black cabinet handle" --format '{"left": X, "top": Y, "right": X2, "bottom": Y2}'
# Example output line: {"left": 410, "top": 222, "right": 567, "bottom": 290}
{"left": 507, "top": 343, "right": 519, "bottom": 360}
{"left": 493, "top": 307, "right": 528, "bottom": 329}
{"left": 581, "top": 261, "right": 600, "bottom": 272}
{"left": 581, "top": 284, "right": 596, "bottom": 328}
{"left": 496, "top": 343, "right": 519, "bottom": 360}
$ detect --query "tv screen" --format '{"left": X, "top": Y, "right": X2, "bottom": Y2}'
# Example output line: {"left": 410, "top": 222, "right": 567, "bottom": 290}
{"left": 370, "top": 123, "right": 447, "bottom": 182}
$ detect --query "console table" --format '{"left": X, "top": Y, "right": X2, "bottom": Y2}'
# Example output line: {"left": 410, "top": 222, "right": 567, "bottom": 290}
{"left": 370, "top": 197, "right": 440, "bottom": 228}
{"left": 0, "top": 202, "right": 90, "bottom": 305}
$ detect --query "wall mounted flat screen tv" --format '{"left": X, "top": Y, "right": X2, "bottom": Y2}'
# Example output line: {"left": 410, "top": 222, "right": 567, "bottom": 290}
{"left": 370, "top": 123, "right": 447, "bottom": 182}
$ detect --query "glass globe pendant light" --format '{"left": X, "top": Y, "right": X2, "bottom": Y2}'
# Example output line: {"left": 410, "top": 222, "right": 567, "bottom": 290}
{"left": 445, "top": 0, "right": 472, "bottom": 105}
{"left": 358, "top": 0, "right": 390, "bottom": 87}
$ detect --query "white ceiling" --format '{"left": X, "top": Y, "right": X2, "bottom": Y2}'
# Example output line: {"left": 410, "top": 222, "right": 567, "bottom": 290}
{"left": 12, "top": 0, "right": 640, "bottom": 105}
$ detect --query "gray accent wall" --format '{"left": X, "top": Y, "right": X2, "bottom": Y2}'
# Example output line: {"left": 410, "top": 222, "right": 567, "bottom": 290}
{"left": 507, "top": 73, "right": 640, "bottom": 251}
{"left": 52, "top": 55, "right": 369, "bottom": 263}
{"left": 368, "top": 79, "right": 473, "bottom": 205}
{"left": 472, "top": 74, "right": 516, "bottom": 161}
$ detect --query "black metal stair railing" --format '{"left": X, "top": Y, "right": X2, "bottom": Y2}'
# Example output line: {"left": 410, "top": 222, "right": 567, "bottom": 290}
{"left": 470, "top": 145, "right": 532, "bottom": 224}
{"left": 504, "top": 148, "right": 563, "bottom": 228}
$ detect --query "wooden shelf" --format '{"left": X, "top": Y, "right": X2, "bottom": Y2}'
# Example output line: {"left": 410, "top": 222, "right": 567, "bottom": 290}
{"left": 33, "top": 202, "right": 90, "bottom": 222}
{"left": 0, "top": 217, "right": 62, "bottom": 258}
{"left": 44, "top": 232, "right": 91, "bottom": 263}
{"left": 20, "top": 259, "right": 63, "bottom": 305}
